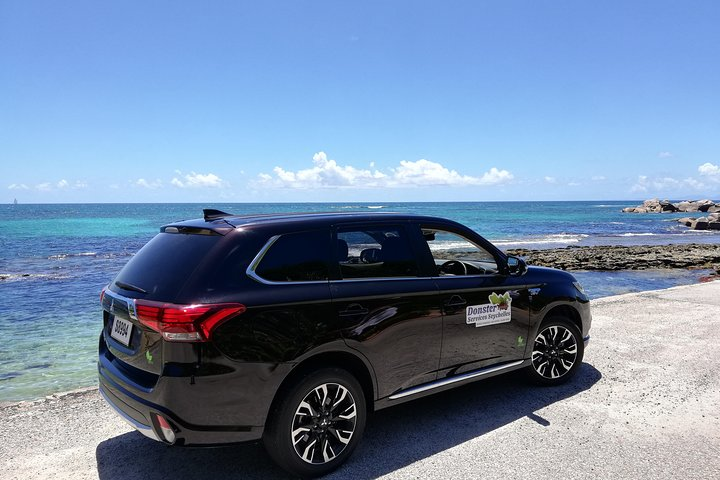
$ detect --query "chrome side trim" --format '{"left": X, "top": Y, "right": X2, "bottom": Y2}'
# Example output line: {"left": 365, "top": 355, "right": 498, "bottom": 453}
{"left": 431, "top": 274, "right": 499, "bottom": 280}
{"left": 388, "top": 360, "right": 525, "bottom": 400}
{"left": 330, "top": 276, "right": 428, "bottom": 283}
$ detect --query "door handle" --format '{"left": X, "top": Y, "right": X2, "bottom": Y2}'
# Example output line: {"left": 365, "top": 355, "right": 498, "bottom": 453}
{"left": 339, "top": 304, "right": 369, "bottom": 316}
{"left": 444, "top": 295, "right": 467, "bottom": 309}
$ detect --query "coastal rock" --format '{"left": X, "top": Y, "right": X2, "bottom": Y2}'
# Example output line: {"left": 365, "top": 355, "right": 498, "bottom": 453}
{"left": 694, "top": 217, "right": 709, "bottom": 230}
{"left": 697, "top": 199, "right": 715, "bottom": 212}
{"left": 506, "top": 244, "right": 720, "bottom": 271}
{"left": 624, "top": 199, "right": 720, "bottom": 214}
{"left": 660, "top": 200, "right": 679, "bottom": 212}
{"left": 677, "top": 201, "right": 696, "bottom": 212}
{"left": 676, "top": 212, "right": 720, "bottom": 230}
{"left": 677, "top": 217, "right": 694, "bottom": 227}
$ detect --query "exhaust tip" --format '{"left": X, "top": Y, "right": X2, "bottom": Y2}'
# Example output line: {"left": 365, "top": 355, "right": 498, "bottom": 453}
{"left": 153, "top": 413, "right": 177, "bottom": 444}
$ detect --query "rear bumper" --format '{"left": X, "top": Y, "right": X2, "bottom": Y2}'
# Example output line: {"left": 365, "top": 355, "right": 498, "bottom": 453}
{"left": 99, "top": 363, "right": 265, "bottom": 445}
{"left": 97, "top": 336, "right": 281, "bottom": 445}
{"left": 99, "top": 382, "right": 161, "bottom": 441}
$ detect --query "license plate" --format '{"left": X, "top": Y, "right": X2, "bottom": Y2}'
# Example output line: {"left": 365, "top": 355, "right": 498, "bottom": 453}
{"left": 110, "top": 316, "right": 133, "bottom": 346}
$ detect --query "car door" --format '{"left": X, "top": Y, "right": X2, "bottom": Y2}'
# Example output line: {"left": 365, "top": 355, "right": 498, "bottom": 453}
{"left": 329, "top": 222, "right": 442, "bottom": 399}
{"left": 417, "top": 224, "right": 531, "bottom": 377}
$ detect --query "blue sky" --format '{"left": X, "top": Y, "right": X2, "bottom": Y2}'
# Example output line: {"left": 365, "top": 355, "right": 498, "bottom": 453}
{"left": 1, "top": 0, "right": 719, "bottom": 203}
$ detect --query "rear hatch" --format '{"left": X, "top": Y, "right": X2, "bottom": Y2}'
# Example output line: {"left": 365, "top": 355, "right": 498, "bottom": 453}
{"left": 101, "top": 226, "right": 232, "bottom": 377}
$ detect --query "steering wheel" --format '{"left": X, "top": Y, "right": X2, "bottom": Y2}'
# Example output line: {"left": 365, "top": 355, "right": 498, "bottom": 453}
{"left": 440, "top": 260, "right": 467, "bottom": 276}
{"left": 360, "top": 248, "right": 381, "bottom": 264}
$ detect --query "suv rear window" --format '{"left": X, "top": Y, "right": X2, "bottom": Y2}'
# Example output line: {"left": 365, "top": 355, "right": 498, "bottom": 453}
{"left": 112, "top": 232, "right": 223, "bottom": 300}
{"left": 254, "top": 230, "right": 331, "bottom": 282}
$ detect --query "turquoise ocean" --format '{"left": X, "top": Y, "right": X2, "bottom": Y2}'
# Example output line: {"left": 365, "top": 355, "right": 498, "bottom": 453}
{"left": 1, "top": 201, "right": 718, "bottom": 402}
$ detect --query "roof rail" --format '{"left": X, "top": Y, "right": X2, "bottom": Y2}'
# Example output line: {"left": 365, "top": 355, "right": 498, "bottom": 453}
{"left": 203, "top": 209, "right": 233, "bottom": 221}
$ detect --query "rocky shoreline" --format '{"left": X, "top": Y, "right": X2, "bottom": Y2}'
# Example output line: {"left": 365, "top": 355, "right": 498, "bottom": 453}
{"left": 622, "top": 198, "right": 720, "bottom": 230}
{"left": 507, "top": 243, "right": 720, "bottom": 273}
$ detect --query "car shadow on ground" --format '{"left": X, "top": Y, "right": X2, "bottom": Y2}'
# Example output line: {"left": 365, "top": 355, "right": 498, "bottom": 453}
{"left": 96, "top": 363, "right": 601, "bottom": 480}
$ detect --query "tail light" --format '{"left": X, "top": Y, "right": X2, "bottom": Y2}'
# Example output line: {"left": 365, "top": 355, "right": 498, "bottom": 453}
{"left": 129, "top": 299, "right": 245, "bottom": 342}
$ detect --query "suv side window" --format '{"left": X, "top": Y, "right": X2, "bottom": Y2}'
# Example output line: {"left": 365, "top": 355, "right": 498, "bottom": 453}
{"left": 254, "top": 230, "right": 331, "bottom": 282}
{"left": 336, "top": 226, "right": 420, "bottom": 279}
{"left": 422, "top": 228, "right": 499, "bottom": 275}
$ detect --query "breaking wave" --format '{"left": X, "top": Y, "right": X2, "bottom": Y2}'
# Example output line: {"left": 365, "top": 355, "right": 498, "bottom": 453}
{"left": 493, "top": 234, "right": 589, "bottom": 247}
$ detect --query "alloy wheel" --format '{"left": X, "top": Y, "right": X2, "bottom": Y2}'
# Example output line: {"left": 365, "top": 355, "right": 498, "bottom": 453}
{"left": 291, "top": 382, "right": 358, "bottom": 465}
{"left": 531, "top": 325, "right": 578, "bottom": 379}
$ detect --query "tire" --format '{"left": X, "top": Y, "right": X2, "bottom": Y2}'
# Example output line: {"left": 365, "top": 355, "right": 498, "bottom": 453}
{"left": 525, "top": 316, "right": 584, "bottom": 386}
{"left": 263, "top": 368, "right": 366, "bottom": 478}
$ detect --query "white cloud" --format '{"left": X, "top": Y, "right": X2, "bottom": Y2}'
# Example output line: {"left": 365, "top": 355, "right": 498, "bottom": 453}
{"left": 631, "top": 175, "right": 705, "bottom": 193}
{"left": 658, "top": 151, "right": 673, "bottom": 158}
{"left": 394, "top": 159, "right": 481, "bottom": 186}
{"left": 544, "top": 176, "right": 556, "bottom": 184}
{"left": 257, "top": 152, "right": 386, "bottom": 189}
{"left": 592, "top": 176, "right": 606, "bottom": 181}
{"left": 136, "top": 178, "right": 163, "bottom": 189}
{"left": 8, "top": 183, "right": 29, "bottom": 190}
{"left": 256, "top": 152, "right": 513, "bottom": 190}
{"left": 29, "top": 179, "right": 89, "bottom": 192}
{"left": 171, "top": 172, "right": 225, "bottom": 188}
{"left": 568, "top": 181, "right": 581, "bottom": 187}
{"left": 478, "top": 167, "right": 514, "bottom": 185}
{"left": 698, "top": 162, "right": 719, "bottom": 176}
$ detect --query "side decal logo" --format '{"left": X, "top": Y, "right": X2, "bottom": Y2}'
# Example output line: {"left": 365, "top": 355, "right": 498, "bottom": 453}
{"left": 466, "top": 292, "right": 513, "bottom": 328}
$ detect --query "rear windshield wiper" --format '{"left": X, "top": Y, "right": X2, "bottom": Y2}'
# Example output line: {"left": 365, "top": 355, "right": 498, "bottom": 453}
{"left": 114, "top": 281, "right": 148, "bottom": 294}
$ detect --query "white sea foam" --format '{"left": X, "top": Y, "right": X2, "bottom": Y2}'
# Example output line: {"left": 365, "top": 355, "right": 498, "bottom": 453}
{"left": 429, "top": 241, "right": 479, "bottom": 251}
{"left": 366, "top": 205, "right": 385, "bottom": 209}
{"left": 493, "top": 234, "right": 589, "bottom": 247}
{"left": 682, "top": 229, "right": 717, "bottom": 235}
{"left": 48, "top": 252, "right": 98, "bottom": 260}
{"left": 618, "top": 233, "right": 656, "bottom": 237}
{"left": 0, "top": 273, "right": 70, "bottom": 282}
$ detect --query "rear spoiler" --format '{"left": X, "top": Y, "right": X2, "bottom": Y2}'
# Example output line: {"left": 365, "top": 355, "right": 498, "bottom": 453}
{"left": 203, "top": 209, "right": 233, "bottom": 221}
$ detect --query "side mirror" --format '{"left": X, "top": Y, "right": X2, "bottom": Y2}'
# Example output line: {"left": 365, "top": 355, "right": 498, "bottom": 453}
{"left": 506, "top": 256, "right": 527, "bottom": 276}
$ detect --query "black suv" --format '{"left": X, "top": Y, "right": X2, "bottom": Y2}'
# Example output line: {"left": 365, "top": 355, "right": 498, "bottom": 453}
{"left": 99, "top": 210, "right": 591, "bottom": 477}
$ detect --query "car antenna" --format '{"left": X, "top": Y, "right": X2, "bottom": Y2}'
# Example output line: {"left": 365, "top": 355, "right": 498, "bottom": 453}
{"left": 203, "top": 209, "right": 233, "bottom": 221}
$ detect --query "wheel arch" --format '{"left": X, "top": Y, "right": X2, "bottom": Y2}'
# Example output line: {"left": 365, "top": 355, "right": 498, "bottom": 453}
{"left": 267, "top": 350, "right": 377, "bottom": 424}
{"left": 541, "top": 304, "right": 582, "bottom": 332}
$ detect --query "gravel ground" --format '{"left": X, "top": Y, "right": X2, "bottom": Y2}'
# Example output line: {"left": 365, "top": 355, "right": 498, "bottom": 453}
{"left": 2, "top": 282, "right": 719, "bottom": 480}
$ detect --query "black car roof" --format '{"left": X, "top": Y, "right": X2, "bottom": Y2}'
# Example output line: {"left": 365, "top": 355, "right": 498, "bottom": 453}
{"left": 163, "top": 210, "right": 464, "bottom": 232}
